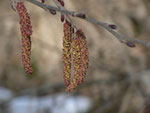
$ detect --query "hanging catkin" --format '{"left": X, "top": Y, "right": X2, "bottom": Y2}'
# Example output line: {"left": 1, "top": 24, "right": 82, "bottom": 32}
{"left": 62, "top": 20, "right": 72, "bottom": 86}
{"left": 66, "top": 29, "right": 89, "bottom": 92}
{"left": 16, "top": 2, "right": 33, "bottom": 74}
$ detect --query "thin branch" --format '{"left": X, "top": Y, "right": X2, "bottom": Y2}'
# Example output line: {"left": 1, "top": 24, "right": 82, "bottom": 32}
{"left": 26, "top": 0, "right": 150, "bottom": 48}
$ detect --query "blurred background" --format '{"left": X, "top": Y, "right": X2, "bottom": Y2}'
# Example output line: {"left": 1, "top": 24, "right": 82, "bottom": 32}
{"left": 0, "top": 0, "right": 150, "bottom": 113}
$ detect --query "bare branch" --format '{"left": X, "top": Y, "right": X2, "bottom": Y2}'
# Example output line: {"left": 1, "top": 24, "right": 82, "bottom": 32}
{"left": 26, "top": 0, "right": 150, "bottom": 48}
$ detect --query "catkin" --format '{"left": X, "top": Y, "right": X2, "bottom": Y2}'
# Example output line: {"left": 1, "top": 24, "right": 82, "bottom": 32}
{"left": 16, "top": 2, "right": 33, "bottom": 74}
{"left": 62, "top": 21, "right": 72, "bottom": 86}
{"left": 66, "top": 29, "right": 89, "bottom": 92}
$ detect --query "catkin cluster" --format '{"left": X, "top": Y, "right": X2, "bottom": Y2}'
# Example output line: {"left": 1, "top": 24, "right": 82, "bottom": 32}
{"left": 62, "top": 21, "right": 89, "bottom": 92}
{"left": 16, "top": 2, "right": 33, "bottom": 74}
{"left": 13, "top": 0, "right": 89, "bottom": 91}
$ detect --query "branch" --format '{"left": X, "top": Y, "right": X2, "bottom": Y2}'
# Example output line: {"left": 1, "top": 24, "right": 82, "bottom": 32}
{"left": 26, "top": 0, "right": 150, "bottom": 48}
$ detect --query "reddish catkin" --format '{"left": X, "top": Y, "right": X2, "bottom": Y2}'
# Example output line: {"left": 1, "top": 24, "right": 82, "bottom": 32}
{"left": 16, "top": 2, "right": 33, "bottom": 74}
{"left": 62, "top": 21, "right": 72, "bottom": 86}
{"left": 66, "top": 30, "right": 89, "bottom": 92}
{"left": 76, "top": 29, "right": 89, "bottom": 82}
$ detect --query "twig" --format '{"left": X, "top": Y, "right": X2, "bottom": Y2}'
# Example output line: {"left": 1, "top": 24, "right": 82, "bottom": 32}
{"left": 26, "top": 0, "right": 150, "bottom": 48}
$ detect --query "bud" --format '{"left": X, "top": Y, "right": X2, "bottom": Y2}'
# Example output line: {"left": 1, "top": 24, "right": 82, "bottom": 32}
{"left": 126, "top": 42, "right": 136, "bottom": 48}
{"left": 49, "top": 9, "right": 57, "bottom": 15}
{"left": 60, "top": 1, "right": 64, "bottom": 7}
{"left": 61, "top": 14, "right": 65, "bottom": 22}
{"left": 76, "top": 13, "right": 86, "bottom": 19}
{"left": 41, "top": 0, "right": 45, "bottom": 3}
{"left": 108, "top": 24, "right": 117, "bottom": 30}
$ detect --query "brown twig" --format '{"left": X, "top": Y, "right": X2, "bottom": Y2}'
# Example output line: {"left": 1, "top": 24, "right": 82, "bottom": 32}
{"left": 26, "top": 0, "right": 150, "bottom": 48}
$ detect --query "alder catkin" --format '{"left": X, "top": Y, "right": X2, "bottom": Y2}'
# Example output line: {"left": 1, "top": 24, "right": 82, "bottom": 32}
{"left": 16, "top": 2, "right": 33, "bottom": 74}
{"left": 62, "top": 20, "right": 72, "bottom": 86}
{"left": 77, "top": 29, "right": 89, "bottom": 82}
{"left": 66, "top": 29, "right": 89, "bottom": 92}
